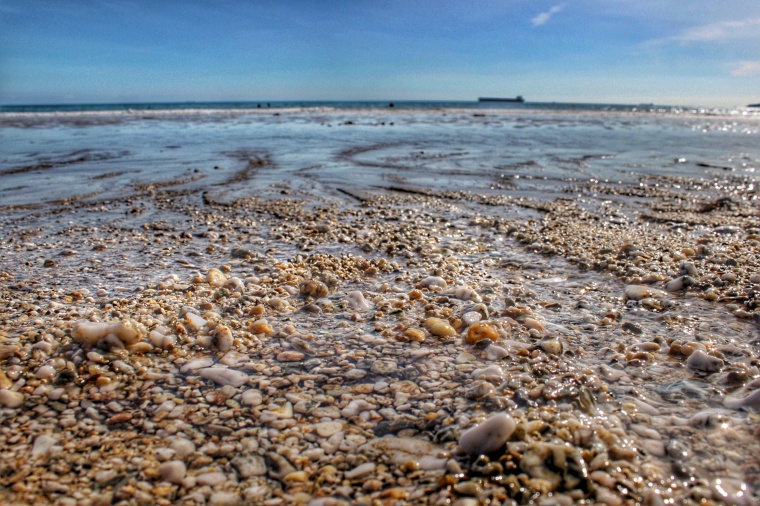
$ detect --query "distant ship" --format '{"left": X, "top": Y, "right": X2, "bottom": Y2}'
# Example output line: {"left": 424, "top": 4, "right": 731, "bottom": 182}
{"left": 478, "top": 96, "right": 525, "bottom": 103}
{"left": 748, "top": 103, "right": 760, "bottom": 108}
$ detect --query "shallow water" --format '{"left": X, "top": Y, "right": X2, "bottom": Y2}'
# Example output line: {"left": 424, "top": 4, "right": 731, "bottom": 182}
{"left": 1, "top": 107, "right": 758, "bottom": 208}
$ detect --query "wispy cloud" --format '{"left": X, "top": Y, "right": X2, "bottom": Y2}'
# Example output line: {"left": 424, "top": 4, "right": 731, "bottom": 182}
{"left": 531, "top": 4, "right": 565, "bottom": 27}
{"left": 731, "top": 60, "right": 760, "bottom": 77}
{"left": 651, "top": 18, "right": 760, "bottom": 44}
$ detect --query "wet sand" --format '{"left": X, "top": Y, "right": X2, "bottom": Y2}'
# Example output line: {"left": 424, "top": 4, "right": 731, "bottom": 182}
{"left": 1, "top": 108, "right": 759, "bottom": 505}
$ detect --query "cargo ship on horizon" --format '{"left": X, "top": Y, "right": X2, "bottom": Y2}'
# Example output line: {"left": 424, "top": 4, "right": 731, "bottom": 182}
{"left": 478, "top": 96, "right": 524, "bottom": 103}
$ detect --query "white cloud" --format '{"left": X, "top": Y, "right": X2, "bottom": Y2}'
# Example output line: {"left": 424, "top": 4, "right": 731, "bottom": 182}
{"left": 532, "top": 4, "right": 565, "bottom": 27}
{"left": 731, "top": 60, "right": 760, "bottom": 77}
{"left": 652, "top": 18, "right": 760, "bottom": 44}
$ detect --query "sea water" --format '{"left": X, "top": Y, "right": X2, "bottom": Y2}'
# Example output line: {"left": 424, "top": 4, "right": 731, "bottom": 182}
{"left": 1, "top": 102, "right": 758, "bottom": 209}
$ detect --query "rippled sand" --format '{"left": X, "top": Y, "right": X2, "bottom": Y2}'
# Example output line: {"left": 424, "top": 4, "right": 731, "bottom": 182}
{"left": 0, "top": 108, "right": 759, "bottom": 505}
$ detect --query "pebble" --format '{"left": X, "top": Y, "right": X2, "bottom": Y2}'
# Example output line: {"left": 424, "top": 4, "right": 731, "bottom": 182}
{"left": 624, "top": 285, "right": 668, "bottom": 301}
{"left": 159, "top": 461, "right": 187, "bottom": 484}
{"left": 420, "top": 276, "right": 447, "bottom": 289}
{"left": 209, "top": 491, "right": 241, "bottom": 506}
{"left": 231, "top": 455, "right": 267, "bottom": 477}
{"left": 277, "top": 351, "right": 305, "bottom": 362}
{"left": 686, "top": 350, "right": 723, "bottom": 373}
{"left": 370, "top": 360, "right": 397, "bottom": 375}
{"left": 425, "top": 317, "right": 457, "bottom": 338}
{"left": 196, "top": 471, "right": 227, "bottom": 486}
{"left": 346, "top": 291, "right": 371, "bottom": 311}
{"left": 0, "top": 389, "right": 24, "bottom": 408}
{"left": 315, "top": 421, "right": 344, "bottom": 438}
{"left": 465, "top": 322, "right": 499, "bottom": 345}
{"left": 199, "top": 366, "right": 250, "bottom": 387}
{"left": 456, "top": 412, "right": 516, "bottom": 456}
{"left": 31, "top": 434, "right": 59, "bottom": 457}
{"left": 345, "top": 462, "right": 376, "bottom": 479}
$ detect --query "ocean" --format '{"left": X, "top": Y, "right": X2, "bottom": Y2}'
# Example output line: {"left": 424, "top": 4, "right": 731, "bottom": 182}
{"left": 1, "top": 100, "right": 758, "bottom": 209}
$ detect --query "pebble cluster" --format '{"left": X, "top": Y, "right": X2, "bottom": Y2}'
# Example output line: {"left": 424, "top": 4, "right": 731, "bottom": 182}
{"left": 1, "top": 158, "right": 759, "bottom": 506}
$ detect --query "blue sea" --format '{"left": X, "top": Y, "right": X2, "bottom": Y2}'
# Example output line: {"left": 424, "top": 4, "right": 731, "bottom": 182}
{"left": 1, "top": 100, "right": 758, "bottom": 208}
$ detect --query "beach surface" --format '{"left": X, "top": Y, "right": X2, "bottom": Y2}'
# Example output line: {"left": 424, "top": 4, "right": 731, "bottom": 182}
{"left": 1, "top": 106, "right": 759, "bottom": 505}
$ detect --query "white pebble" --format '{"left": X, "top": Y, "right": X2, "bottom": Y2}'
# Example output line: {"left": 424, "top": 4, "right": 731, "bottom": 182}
{"left": 0, "top": 389, "right": 24, "bottom": 408}
{"left": 200, "top": 367, "right": 249, "bottom": 387}
{"left": 686, "top": 350, "right": 723, "bottom": 373}
{"left": 32, "top": 434, "right": 59, "bottom": 457}
{"left": 196, "top": 471, "right": 227, "bottom": 486}
{"left": 159, "top": 461, "right": 187, "bottom": 484}
{"left": 170, "top": 438, "right": 196, "bottom": 459}
{"left": 420, "top": 276, "right": 447, "bottom": 289}
{"left": 345, "top": 462, "right": 376, "bottom": 479}
{"left": 346, "top": 291, "right": 371, "bottom": 311}
{"left": 457, "top": 413, "right": 516, "bottom": 456}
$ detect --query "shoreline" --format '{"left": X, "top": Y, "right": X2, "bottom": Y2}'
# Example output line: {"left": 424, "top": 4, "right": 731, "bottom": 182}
{"left": 1, "top": 172, "right": 759, "bottom": 504}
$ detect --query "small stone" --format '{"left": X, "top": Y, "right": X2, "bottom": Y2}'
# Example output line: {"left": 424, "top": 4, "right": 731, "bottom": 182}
{"left": 159, "top": 461, "right": 186, "bottom": 484}
{"left": 277, "top": 351, "right": 305, "bottom": 362}
{"left": 315, "top": 421, "right": 343, "bottom": 438}
{"left": 232, "top": 455, "right": 267, "bottom": 478}
{"left": 686, "top": 350, "right": 723, "bottom": 373}
{"left": 209, "top": 491, "right": 241, "bottom": 506}
{"left": 465, "top": 322, "right": 499, "bottom": 345}
{"left": 95, "top": 469, "right": 119, "bottom": 484}
{"left": 624, "top": 285, "right": 668, "bottom": 301}
{"left": 32, "top": 434, "right": 58, "bottom": 457}
{"left": 346, "top": 291, "right": 371, "bottom": 311}
{"left": 425, "top": 317, "right": 457, "bottom": 338}
{"left": 200, "top": 367, "right": 249, "bottom": 387}
{"left": 420, "top": 276, "right": 447, "bottom": 289}
{"left": 457, "top": 413, "right": 516, "bottom": 456}
{"left": 0, "top": 389, "right": 25, "bottom": 408}
{"left": 345, "top": 462, "right": 376, "bottom": 479}
{"left": 370, "top": 360, "right": 397, "bottom": 375}
{"left": 196, "top": 471, "right": 227, "bottom": 486}
{"left": 207, "top": 268, "right": 226, "bottom": 287}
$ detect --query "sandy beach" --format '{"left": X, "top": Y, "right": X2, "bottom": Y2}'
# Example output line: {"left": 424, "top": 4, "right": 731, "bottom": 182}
{"left": 1, "top": 106, "right": 759, "bottom": 505}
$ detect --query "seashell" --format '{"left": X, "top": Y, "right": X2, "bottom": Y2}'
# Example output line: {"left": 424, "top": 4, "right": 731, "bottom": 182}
{"left": 213, "top": 325, "right": 233, "bottom": 351}
{"left": 206, "top": 268, "right": 227, "bottom": 287}
{"left": 248, "top": 318, "right": 274, "bottom": 335}
{"left": 465, "top": 322, "right": 499, "bottom": 345}
{"left": 450, "top": 286, "right": 482, "bottom": 302}
{"left": 524, "top": 317, "right": 544, "bottom": 333}
{"left": 300, "top": 279, "right": 329, "bottom": 298}
{"left": 425, "top": 317, "right": 457, "bottom": 338}
{"left": 403, "top": 328, "right": 426, "bottom": 342}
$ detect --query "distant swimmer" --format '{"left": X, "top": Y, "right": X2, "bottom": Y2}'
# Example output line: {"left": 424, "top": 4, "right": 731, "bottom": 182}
{"left": 389, "top": 102, "right": 394, "bottom": 108}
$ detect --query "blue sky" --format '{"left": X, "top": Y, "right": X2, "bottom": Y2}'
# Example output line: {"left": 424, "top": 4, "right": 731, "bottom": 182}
{"left": 1, "top": 0, "right": 759, "bottom": 106}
